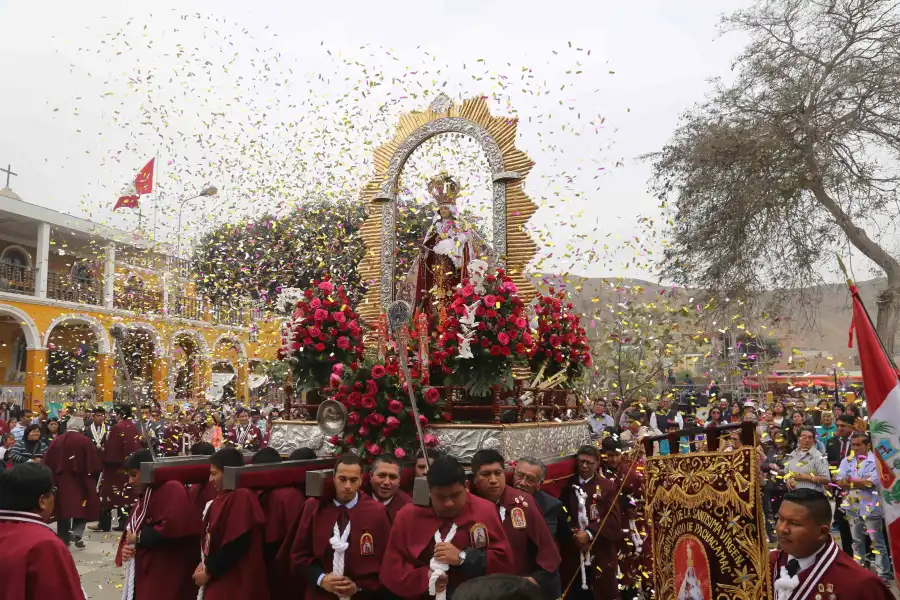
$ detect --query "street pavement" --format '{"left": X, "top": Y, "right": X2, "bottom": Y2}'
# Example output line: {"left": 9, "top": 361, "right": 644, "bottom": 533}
{"left": 74, "top": 525, "right": 127, "bottom": 600}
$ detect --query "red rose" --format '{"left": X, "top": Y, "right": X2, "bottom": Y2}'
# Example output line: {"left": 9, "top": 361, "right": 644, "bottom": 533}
{"left": 318, "top": 280, "right": 334, "bottom": 294}
{"left": 462, "top": 284, "right": 475, "bottom": 297}
{"left": 500, "top": 346, "right": 511, "bottom": 356}
{"left": 366, "top": 379, "right": 378, "bottom": 395}
{"left": 304, "top": 289, "right": 314, "bottom": 298}
{"left": 386, "top": 416, "right": 400, "bottom": 428}
{"left": 371, "top": 365, "right": 386, "bottom": 379}
{"left": 484, "top": 294, "right": 497, "bottom": 306}
{"left": 344, "top": 434, "right": 355, "bottom": 445}
{"left": 490, "top": 345, "right": 501, "bottom": 356}
{"left": 314, "top": 309, "right": 328, "bottom": 321}
{"left": 514, "top": 343, "right": 526, "bottom": 354}
{"left": 361, "top": 394, "right": 376, "bottom": 409}
{"left": 314, "top": 343, "right": 326, "bottom": 352}
{"left": 497, "top": 332, "right": 510, "bottom": 345}
{"left": 333, "top": 311, "right": 347, "bottom": 323}
{"left": 358, "top": 425, "right": 370, "bottom": 436}
{"left": 347, "top": 411, "right": 360, "bottom": 425}
{"left": 425, "top": 387, "right": 440, "bottom": 405}
{"left": 419, "top": 415, "right": 429, "bottom": 427}
{"left": 388, "top": 399, "right": 403, "bottom": 414}
{"left": 337, "top": 336, "right": 350, "bottom": 350}
{"left": 394, "top": 447, "right": 406, "bottom": 459}
{"left": 365, "top": 441, "right": 381, "bottom": 455}
{"left": 347, "top": 392, "right": 362, "bottom": 407}
{"left": 350, "top": 361, "right": 359, "bottom": 371}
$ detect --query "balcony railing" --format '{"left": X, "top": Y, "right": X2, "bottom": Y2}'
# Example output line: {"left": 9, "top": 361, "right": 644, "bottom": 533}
{"left": 167, "top": 257, "right": 191, "bottom": 279}
{"left": 48, "top": 272, "right": 101, "bottom": 305}
{"left": 0, "top": 262, "right": 34, "bottom": 295}
{"left": 211, "top": 304, "right": 244, "bottom": 327}
{"left": 115, "top": 289, "right": 163, "bottom": 314}
{"left": 170, "top": 295, "right": 204, "bottom": 321}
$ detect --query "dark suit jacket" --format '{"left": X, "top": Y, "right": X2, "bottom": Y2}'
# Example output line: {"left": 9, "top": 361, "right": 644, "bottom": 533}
{"left": 826, "top": 435, "right": 852, "bottom": 466}
{"left": 534, "top": 489, "right": 571, "bottom": 542}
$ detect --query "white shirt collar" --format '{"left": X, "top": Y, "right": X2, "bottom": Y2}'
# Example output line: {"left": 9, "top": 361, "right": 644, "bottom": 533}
{"left": 789, "top": 540, "right": 830, "bottom": 573}
{"left": 381, "top": 496, "right": 393, "bottom": 506}
{"left": 333, "top": 493, "right": 359, "bottom": 509}
{"left": 579, "top": 475, "right": 594, "bottom": 485}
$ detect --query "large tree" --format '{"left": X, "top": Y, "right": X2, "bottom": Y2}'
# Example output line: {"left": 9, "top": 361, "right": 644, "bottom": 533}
{"left": 193, "top": 198, "right": 434, "bottom": 307}
{"left": 649, "top": 0, "right": 900, "bottom": 353}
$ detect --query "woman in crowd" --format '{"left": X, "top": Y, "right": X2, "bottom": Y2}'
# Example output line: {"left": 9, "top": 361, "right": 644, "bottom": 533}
{"left": 10, "top": 424, "right": 49, "bottom": 463}
{"left": 771, "top": 400, "right": 787, "bottom": 428}
{"left": 783, "top": 410, "right": 806, "bottom": 449}
{"left": 728, "top": 401, "right": 744, "bottom": 423}
{"left": 783, "top": 426, "right": 830, "bottom": 493}
{"left": 816, "top": 410, "right": 837, "bottom": 442}
{"left": 201, "top": 413, "right": 224, "bottom": 449}
{"left": 844, "top": 403, "right": 867, "bottom": 432}
{"left": 0, "top": 433, "right": 15, "bottom": 466}
{"left": 705, "top": 407, "right": 728, "bottom": 427}
{"left": 42, "top": 417, "right": 61, "bottom": 445}
{"left": 813, "top": 399, "right": 831, "bottom": 426}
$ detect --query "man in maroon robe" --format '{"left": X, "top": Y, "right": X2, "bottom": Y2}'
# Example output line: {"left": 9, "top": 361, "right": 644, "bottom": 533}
{"left": 116, "top": 449, "right": 204, "bottom": 600}
{"left": 0, "top": 462, "right": 85, "bottom": 599}
{"left": 561, "top": 444, "right": 622, "bottom": 600}
{"left": 286, "top": 453, "right": 391, "bottom": 600}
{"left": 252, "top": 447, "right": 306, "bottom": 600}
{"left": 224, "top": 407, "right": 262, "bottom": 452}
{"left": 193, "top": 447, "right": 268, "bottom": 600}
{"left": 96, "top": 404, "right": 142, "bottom": 532}
{"left": 369, "top": 453, "right": 411, "bottom": 523}
{"left": 471, "top": 449, "right": 561, "bottom": 600}
{"left": 44, "top": 429, "right": 102, "bottom": 547}
{"left": 186, "top": 442, "right": 217, "bottom": 513}
{"left": 381, "top": 455, "right": 516, "bottom": 599}
{"left": 771, "top": 488, "right": 893, "bottom": 599}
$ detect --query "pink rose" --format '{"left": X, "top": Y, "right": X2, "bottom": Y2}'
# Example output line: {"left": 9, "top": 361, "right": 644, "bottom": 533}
{"left": 366, "top": 441, "right": 381, "bottom": 455}
{"left": 502, "top": 281, "right": 518, "bottom": 293}
{"left": 394, "top": 447, "right": 406, "bottom": 459}
{"left": 309, "top": 325, "right": 322, "bottom": 337}
{"left": 388, "top": 399, "right": 403, "bottom": 414}
{"left": 309, "top": 298, "right": 321, "bottom": 309}
{"left": 337, "top": 336, "right": 350, "bottom": 350}
{"left": 314, "top": 309, "right": 328, "bottom": 321}
{"left": 515, "top": 317, "right": 527, "bottom": 329}
{"left": 497, "top": 332, "right": 510, "bottom": 345}
{"left": 522, "top": 333, "right": 533, "bottom": 346}
{"left": 332, "top": 363, "right": 344, "bottom": 375}
{"left": 347, "top": 411, "right": 360, "bottom": 425}
{"left": 329, "top": 373, "right": 342, "bottom": 389}
{"left": 386, "top": 416, "right": 400, "bottom": 428}
{"left": 462, "top": 284, "right": 475, "bottom": 297}
{"left": 423, "top": 434, "right": 438, "bottom": 447}
{"left": 484, "top": 294, "right": 497, "bottom": 306}
{"left": 419, "top": 414, "right": 429, "bottom": 427}
{"left": 318, "top": 280, "right": 334, "bottom": 294}
{"left": 332, "top": 311, "right": 347, "bottom": 323}
{"left": 425, "top": 387, "right": 440, "bottom": 405}
{"left": 371, "top": 365, "right": 386, "bottom": 379}
{"left": 358, "top": 425, "right": 370, "bottom": 436}
{"left": 366, "top": 379, "right": 378, "bottom": 395}
{"left": 347, "top": 392, "right": 362, "bottom": 407}
{"left": 368, "top": 412, "right": 385, "bottom": 427}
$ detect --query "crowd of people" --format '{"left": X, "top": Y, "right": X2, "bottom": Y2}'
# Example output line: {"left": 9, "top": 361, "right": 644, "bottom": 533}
{"left": 0, "top": 391, "right": 894, "bottom": 600}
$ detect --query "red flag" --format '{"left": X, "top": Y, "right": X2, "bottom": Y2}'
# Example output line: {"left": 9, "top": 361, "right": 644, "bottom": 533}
{"left": 112, "top": 158, "right": 154, "bottom": 211}
{"left": 849, "top": 284, "right": 900, "bottom": 582}
{"left": 134, "top": 158, "right": 154, "bottom": 195}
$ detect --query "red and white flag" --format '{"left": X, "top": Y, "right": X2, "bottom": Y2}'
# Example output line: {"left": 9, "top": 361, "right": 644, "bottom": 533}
{"left": 113, "top": 158, "right": 154, "bottom": 211}
{"left": 848, "top": 283, "right": 900, "bottom": 581}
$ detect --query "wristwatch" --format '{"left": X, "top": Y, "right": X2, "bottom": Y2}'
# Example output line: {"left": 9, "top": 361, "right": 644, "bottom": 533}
{"left": 458, "top": 550, "right": 467, "bottom": 564}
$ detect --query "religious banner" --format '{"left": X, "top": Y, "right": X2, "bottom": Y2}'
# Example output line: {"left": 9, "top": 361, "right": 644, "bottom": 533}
{"left": 645, "top": 444, "right": 772, "bottom": 600}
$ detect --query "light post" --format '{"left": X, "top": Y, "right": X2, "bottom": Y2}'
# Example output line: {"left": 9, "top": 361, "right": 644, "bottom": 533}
{"left": 175, "top": 185, "right": 218, "bottom": 258}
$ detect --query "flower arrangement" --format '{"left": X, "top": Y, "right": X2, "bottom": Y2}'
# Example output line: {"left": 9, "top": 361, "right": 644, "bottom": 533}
{"left": 327, "top": 359, "right": 446, "bottom": 458}
{"left": 529, "top": 288, "right": 593, "bottom": 387}
{"left": 277, "top": 278, "right": 365, "bottom": 391}
{"left": 436, "top": 268, "right": 532, "bottom": 396}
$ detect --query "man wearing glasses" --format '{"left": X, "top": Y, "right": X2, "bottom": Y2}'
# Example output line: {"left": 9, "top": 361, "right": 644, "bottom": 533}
{"left": 513, "top": 456, "right": 571, "bottom": 543}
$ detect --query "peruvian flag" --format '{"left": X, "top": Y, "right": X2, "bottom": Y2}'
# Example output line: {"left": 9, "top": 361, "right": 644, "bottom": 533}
{"left": 848, "top": 283, "right": 900, "bottom": 581}
{"left": 113, "top": 158, "right": 154, "bottom": 211}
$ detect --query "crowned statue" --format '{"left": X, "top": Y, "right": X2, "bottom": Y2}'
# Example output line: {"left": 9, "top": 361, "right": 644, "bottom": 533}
{"left": 398, "top": 172, "right": 494, "bottom": 328}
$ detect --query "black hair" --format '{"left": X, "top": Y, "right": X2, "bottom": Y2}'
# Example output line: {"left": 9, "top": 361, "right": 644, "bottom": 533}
{"left": 600, "top": 437, "right": 622, "bottom": 453}
{"left": 837, "top": 414, "right": 856, "bottom": 427}
{"left": 92, "top": 407, "right": 106, "bottom": 415}
{"left": 123, "top": 449, "right": 153, "bottom": 471}
{"left": 416, "top": 448, "right": 439, "bottom": 461}
{"left": 576, "top": 444, "right": 600, "bottom": 461}
{"left": 252, "top": 447, "right": 282, "bottom": 464}
{"left": 782, "top": 488, "right": 833, "bottom": 526}
{"left": 210, "top": 447, "right": 244, "bottom": 470}
{"left": 426, "top": 455, "right": 467, "bottom": 488}
{"left": 288, "top": 447, "right": 317, "bottom": 461}
{"left": 22, "top": 424, "right": 41, "bottom": 440}
{"left": 335, "top": 453, "right": 363, "bottom": 469}
{"left": 118, "top": 405, "right": 133, "bottom": 419}
{"left": 0, "top": 463, "right": 55, "bottom": 511}
{"left": 190, "top": 442, "right": 216, "bottom": 456}
{"left": 850, "top": 432, "right": 872, "bottom": 447}
{"left": 453, "top": 574, "right": 543, "bottom": 600}
{"left": 372, "top": 453, "right": 402, "bottom": 469}
{"left": 471, "top": 449, "right": 505, "bottom": 473}
{"left": 235, "top": 407, "right": 248, "bottom": 416}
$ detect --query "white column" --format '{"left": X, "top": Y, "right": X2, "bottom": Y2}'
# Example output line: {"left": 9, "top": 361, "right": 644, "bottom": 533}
{"left": 34, "top": 222, "right": 50, "bottom": 299}
{"left": 162, "top": 270, "right": 169, "bottom": 314}
{"left": 103, "top": 243, "right": 115, "bottom": 308}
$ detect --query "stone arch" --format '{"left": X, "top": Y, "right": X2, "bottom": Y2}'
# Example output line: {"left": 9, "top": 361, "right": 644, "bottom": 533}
{"left": 0, "top": 304, "right": 41, "bottom": 349}
{"left": 43, "top": 314, "right": 111, "bottom": 355}
{"left": 123, "top": 321, "right": 165, "bottom": 357}
{"left": 0, "top": 245, "right": 33, "bottom": 268}
{"left": 169, "top": 328, "right": 209, "bottom": 357}
{"left": 213, "top": 334, "right": 248, "bottom": 365}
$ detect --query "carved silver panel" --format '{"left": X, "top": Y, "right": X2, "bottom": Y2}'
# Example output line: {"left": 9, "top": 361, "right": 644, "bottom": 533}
{"left": 268, "top": 421, "right": 333, "bottom": 457}
{"left": 430, "top": 428, "right": 503, "bottom": 464}
{"left": 377, "top": 115, "right": 509, "bottom": 311}
{"left": 498, "top": 421, "right": 589, "bottom": 463}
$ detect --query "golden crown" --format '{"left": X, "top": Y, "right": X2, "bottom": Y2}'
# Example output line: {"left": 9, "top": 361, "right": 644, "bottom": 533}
{"left": 428, "top": 172, "right": 460, "bottom": 206}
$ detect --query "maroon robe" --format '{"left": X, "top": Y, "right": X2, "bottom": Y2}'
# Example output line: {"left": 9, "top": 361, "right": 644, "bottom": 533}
{"left": 380, "top": 489, "right": 411, "bottom": 524}
{"left": 158, "top": 424, "right": 186, "bottom": 457}
{"left": 490, "top": 486, "right": 561, "bottom": 578}
{"left": 224, "top": 424, "right": 262, "bottom": 451}
{"left": 381, "top": 492, "right": 516, "bottom": 600}
{"left": 288, "top": 494, "right": 391, "bottom": 600}
{"left": 188, "top": 481, "right": 218, "bottom": 514}
{"left": 605, "top": 460, "right": 650, "bottom": 593}
{"left": 115, "top": 480, "right": 203, "bottom": 600}
{"left": 100, "top": 418, "right": 142, "bottom": 510}
{"left": 770, "top": 542, "right": 893, "bottom": 599}
{"left": 258, "top": 486, "right": 305, "bottom": 600}
{"left": 43, "top": 430, "right": 102, "bottom": 521}
{"left": 201, "top": 488, "right": 268, "bottom": 600}
{"left": 561, "top": 474, "right": 623, "bottom": 600}
{"left": 0, "top": 510, "right": 85, "bottom": 599}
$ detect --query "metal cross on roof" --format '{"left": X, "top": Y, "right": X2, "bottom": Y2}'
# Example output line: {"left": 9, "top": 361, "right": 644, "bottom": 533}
{"left": 0, "top": 164, "right": 16, "bottom": 188}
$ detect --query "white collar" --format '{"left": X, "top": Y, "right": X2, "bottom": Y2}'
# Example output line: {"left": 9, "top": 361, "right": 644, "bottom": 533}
{"left": 333, "top": 493, "right": 359, "bottom": 509}
{"left": 381, "top": 495, "right": 393, "bottom": 506}
{"left": 579, "top": 475, "right": 594, "bottom": 485}
{"left": 0, "top": 510, "right": 54, "bottom": 530}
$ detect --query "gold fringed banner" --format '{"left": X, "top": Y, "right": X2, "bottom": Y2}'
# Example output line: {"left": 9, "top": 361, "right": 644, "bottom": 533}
{"left": 645, "top": 447, "right": 772, "bottom": 600}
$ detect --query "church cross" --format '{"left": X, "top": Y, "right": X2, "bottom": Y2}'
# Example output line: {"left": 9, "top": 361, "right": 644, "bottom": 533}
{"left": 0, "top": 164, "right": 16, "bottom": 188}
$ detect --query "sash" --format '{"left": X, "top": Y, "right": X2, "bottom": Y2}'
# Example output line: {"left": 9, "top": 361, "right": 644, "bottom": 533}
{"left": 90, "top": 424, "right": 108, "bottom": 449}
{"left": 235, "top": 425, "right": 250, "bottom": 447}
{"left": 122, "top": 488, "right": 152, "bottom": 600}
{"left": 0, "top": 509, "right": 54, "bottom": 531}
{"left": 772, "top": 542, "right": 839, "bottom": 600}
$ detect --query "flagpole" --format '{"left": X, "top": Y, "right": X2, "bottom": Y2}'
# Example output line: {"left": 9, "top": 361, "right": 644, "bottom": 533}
{"left": 838, "top": 254, "right": 899, "bottom": 372}
{"left": 152, "top": 150, "right": 160, "bottom": 243}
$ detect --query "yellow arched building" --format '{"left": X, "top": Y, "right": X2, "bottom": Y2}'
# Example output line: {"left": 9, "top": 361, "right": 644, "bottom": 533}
{"left": 0, "top": 185, "right": 280, "bottom": 411}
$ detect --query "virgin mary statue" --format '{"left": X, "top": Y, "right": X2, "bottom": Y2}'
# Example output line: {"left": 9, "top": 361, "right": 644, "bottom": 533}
{"left": 397, "top": 172, "right": 493, "bottom": 327}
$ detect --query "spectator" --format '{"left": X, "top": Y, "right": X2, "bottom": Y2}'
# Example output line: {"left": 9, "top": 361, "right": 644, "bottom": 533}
{"left": 783, "top": 411, "right": 807, "bottom": 450}
{"left": 0, "top": 433, "right": 15, "bottom": 466}
{"left": 844, "top": 404, "right": 867, "bottom": 433}
{"left": 10, "top": 425, "right": 49, "bottom": 464}
{"left": 771, "top": 400, "right": 787, "bottom": 428}
{"left": 816, "top": 411, "right": 837, "bottom": 443}
{"left": 836, "top": 433, "right": 893, "bottom": 585}
{"left": 813, "top": 399, "right": 831, "bottom": 426}
{"left": 704, "top": 407, "right": 728, "bottom": 427}
{"left": 10, "top": 417, "right": 24, "bottom": 443}
{"left": 42, "top": 417, "right": 61, "bottom": 445}
{"left": 783, "top": 427, "right": 830, "bottom": 493}
{"left": 587, "top": 399, "right": 616, "bottom": 437}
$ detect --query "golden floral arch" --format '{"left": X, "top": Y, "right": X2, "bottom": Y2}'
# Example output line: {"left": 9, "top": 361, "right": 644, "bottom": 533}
{"left": 357, "top": 94, "right": 538, "bottom": 324}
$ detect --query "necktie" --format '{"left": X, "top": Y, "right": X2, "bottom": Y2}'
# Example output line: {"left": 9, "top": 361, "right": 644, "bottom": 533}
{"left": 337, "top": 506, "right": 350, "bottom": 530}
{"left": 840, "top": 438, "right": 848, "bottom": 459}
{"left": 786, "top": 558, "right": 801, "bottom": 577}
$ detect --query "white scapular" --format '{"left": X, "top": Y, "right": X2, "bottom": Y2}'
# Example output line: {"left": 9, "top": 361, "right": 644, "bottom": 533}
{"left": 429, "top": 523, "right": 459, "bottom": 600}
